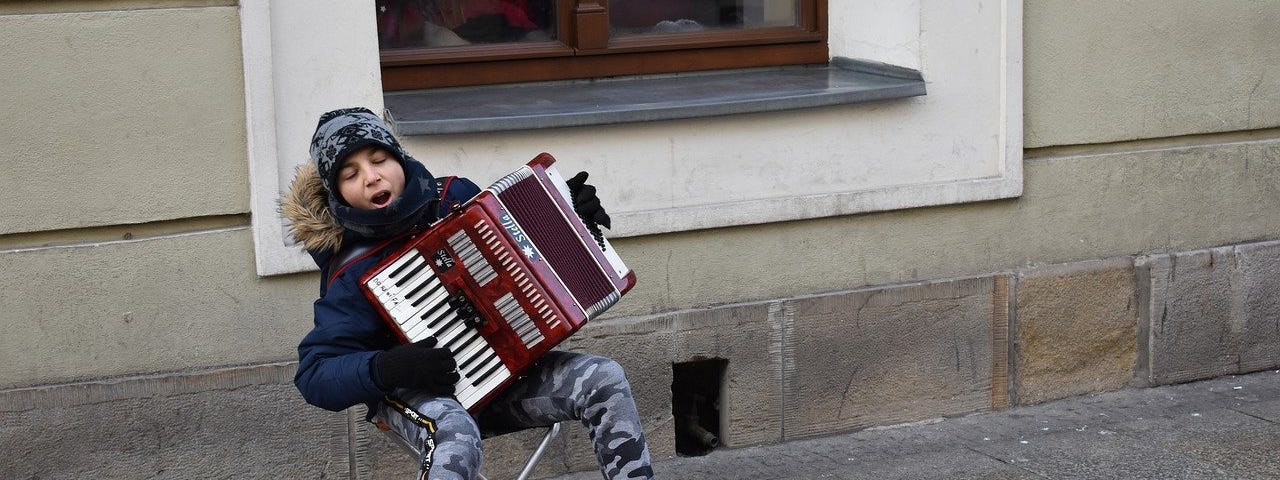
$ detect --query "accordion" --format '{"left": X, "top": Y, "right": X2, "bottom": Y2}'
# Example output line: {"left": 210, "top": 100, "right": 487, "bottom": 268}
{"left": 359, "top": 153, "right": 636, "bottom": 412}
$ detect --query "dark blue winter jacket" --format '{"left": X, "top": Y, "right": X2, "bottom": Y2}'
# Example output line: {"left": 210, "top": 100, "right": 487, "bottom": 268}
{"left": 283, "top": 162, "right": 480, "bottom": 414}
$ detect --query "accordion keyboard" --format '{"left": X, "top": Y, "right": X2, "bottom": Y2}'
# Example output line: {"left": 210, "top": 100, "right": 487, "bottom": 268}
{"left": 365, "top": 249, "right": 513, "bottom": 410}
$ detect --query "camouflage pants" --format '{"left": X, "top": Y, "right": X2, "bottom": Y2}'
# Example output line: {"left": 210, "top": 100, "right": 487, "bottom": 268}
{"left": 375, "top": 351, "right": 654, "bottom": 480}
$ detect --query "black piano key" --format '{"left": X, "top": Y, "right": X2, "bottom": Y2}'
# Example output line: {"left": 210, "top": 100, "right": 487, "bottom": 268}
{"left": 409, "top": 281, "right": 445, "bottom": 308}
{"left": 396, "top": 259, "right": 429, "bottom": 288}
{"left": 385, "top": 253, "right": 420, "bottom": 282}
{"left": 443, "top": 327, "right": 476, "bottom": 353}
{"left": 473, "top": 357, "right": 506, "bottom": 386}
{"left": 401, "top": 276, "right": 436, "bottom": 305}
{"left": 455, "top": 335, "right": 489, "bottom": 371}
{"left": 422, "top": 302, "right": 456, "bottom": 330}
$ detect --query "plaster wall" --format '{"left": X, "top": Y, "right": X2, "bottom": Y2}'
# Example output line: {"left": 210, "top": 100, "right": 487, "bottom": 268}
{"left": 0, "top": 228, "right": 314, "bottom": 389}
{"left": 1024, "top": 0, "right": 1280, "bottom": 147}
{"left": 2, "top": 138, "right": 1276, "bottom": 387}
{"left": 610, "top": 139, "right": 1280, "bottom": 318}
{"left": 0, "top": 5, "right": 247, "bottom": 234}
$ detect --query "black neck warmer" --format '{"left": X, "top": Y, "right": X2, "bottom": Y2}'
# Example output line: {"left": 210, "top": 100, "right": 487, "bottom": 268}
{"left": 327, "top": 157, "right": 440, "bottom": 240}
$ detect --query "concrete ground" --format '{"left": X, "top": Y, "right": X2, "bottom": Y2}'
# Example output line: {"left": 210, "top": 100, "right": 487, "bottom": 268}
{"left": 548, "top": 370, "right": 1280, "bottom": 479}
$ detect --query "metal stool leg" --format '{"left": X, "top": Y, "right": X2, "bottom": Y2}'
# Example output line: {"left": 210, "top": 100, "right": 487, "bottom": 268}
{"left": 515, "top": 423, "right": 561, "bottom": 480}
{"left": 477, "top": 423, "right": 561, "bottom": 480}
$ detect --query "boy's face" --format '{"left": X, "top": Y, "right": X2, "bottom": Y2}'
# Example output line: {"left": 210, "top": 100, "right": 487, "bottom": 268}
{"left": 337, "top": 146, "right": 405, "bottom": 210}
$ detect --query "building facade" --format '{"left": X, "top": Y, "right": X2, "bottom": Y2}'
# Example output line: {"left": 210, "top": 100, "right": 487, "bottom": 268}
{"left": 1, "top": 1, "right": 1278, "bottom": 478}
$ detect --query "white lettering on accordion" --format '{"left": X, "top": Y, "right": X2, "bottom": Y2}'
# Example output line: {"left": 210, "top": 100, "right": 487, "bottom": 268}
{"left": 499, "top": 211, "right": 538, "bottom": 261}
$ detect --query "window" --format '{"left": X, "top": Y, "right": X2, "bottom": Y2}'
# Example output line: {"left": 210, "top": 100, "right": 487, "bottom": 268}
{"left": 377, "top": 0, "right": 828, "bottom": 90}
{"left": 245, "top": 0, "right": 1022, "bottom": 277}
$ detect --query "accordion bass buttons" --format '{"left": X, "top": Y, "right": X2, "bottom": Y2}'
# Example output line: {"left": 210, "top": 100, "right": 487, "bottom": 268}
{"left": 447, "top": 292, "right": 484, "bottom": 329}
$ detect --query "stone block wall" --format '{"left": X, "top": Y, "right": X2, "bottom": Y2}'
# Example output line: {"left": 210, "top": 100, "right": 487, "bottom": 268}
{"left": 3, "top": 239, "right": 1279, "bottom": 479}
{"left": 1012, "top": 258, "right": 1138, "bottom": 405}
{"left": 0, "top": 364, "right": 352, "bottom": 479}
{"left": 1136, "top": 241, "right": 1280, "bottom": 386}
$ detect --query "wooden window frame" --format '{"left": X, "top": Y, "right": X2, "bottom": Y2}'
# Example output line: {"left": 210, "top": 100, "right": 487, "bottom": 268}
{"left": 381, "top": 0, "right": 828, "bottom": 90}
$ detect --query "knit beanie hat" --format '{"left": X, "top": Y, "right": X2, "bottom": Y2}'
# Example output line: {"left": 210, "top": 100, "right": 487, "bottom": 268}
{"left": 310, "top": 107, "right": 408, "bottom": 196}
{"left": 309, "top": 107, "right": 440, "bottom": 239}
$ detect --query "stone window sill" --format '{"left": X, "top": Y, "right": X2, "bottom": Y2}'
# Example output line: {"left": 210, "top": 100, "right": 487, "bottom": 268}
{"left": 384, "top": 57, "right": 926, "bottom": 135}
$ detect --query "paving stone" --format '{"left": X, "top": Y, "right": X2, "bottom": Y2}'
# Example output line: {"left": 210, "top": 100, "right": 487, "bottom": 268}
{"left": 836, "top": 449, "right": 1042, "bottom": 480}
{"left": 971, "top": 430, "right": 1241, "bottom": 479}
{"left": 1234, "top": 398, "right": 1280, "bottom": 423}
{"left": 545, "top": 371, "right": 1277, "bottom": 480}
{"left": 1112, "top": 408, "right": 1280, "bottom": 479}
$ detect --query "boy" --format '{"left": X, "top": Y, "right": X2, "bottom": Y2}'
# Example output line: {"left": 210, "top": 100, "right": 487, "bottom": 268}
{"left": 283, "top": 107, "right": 654, "bottom": 480}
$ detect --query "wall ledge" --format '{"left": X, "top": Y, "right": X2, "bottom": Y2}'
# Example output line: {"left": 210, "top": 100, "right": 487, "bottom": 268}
{"left": 385, "top": 57, "right": 926, "bottom": 135}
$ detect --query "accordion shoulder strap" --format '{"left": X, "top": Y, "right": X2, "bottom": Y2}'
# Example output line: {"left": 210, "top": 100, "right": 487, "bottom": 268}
{"left": 323, "top": 235, "right": 404, "bottom": 293}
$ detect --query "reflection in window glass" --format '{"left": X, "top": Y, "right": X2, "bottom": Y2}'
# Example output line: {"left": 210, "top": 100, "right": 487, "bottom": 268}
{"left": 611, "top": 0, "right": 798, "bottom": 37}
{"left": 377, "top": 0, "right": 555, "bottom": 49}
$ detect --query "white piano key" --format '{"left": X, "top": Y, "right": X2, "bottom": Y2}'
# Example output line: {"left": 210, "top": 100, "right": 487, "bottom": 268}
{"left": 457, "top": 374, "right": 495, "bottom": 401}
{"left": 396, "top": 259, "right": 432, "bottom": 289}
{"left": 382, "top": 255, "right": 426, "bottom": 290}
{"left": 404, "top": 313, "right": 447, "bottom": 341}
{"left": 454, "top": 337, "right": 490, "bottom": 375}
{"left": 471, "top": 356, "right": 507, "bottom": 387}
{"left": 377, "top": 250, "right": 421, "bottom": 282}
{"left": 433, "top": 320, "right": 471, "bottom": 348}
{"left": 396, "top": 315, "right": 423, "bottom": 333}
{"left": 383, "top": 294, "right": 435, "bottom": 327}
{"left": 451, "top": 329, "right": 485, "bottom": 358}
{"left": 387, "top": 278, "right": 444, "bottom": 320}
{"left": 421, "top": 304, "right": 459, "bottom": 334}
{"left": 404, "top": 324, "right": 435, "bottom": 343}
{"left": 376, "top": 271, "right": 431, "bottom": 306}
{"left": 402, "top": 321, "right": 430, "bottom": 342}
{"left": 369, "top": 259, "right": 431, "bottom": 303}
{"left": 457, "top": 360, "right": 511, "bottom": 409}
{"left": 398, "top": 267, "right": 437, "bottom": 296}
{"left": 457, "top": 371, "right": 509, "bottom": 410}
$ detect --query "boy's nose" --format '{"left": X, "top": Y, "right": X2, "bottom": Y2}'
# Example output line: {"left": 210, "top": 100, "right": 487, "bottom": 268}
{"left": 363, "top": 168, "right": 382, "bottom": 185}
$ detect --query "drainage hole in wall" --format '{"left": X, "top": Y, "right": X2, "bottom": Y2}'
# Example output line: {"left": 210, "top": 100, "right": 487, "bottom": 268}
{"left": 672, "top": 358, "right": 726, "bottom": 456}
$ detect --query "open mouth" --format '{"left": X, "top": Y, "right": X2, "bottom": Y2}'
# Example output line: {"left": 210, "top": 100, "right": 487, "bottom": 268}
{"left": 371, "top": 191, "right": 392, "bottom": 207}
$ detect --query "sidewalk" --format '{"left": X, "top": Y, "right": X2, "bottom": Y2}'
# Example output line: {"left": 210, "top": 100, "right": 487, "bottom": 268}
{"left": 551, "top": 370, "right": 1280, "bottom": 479}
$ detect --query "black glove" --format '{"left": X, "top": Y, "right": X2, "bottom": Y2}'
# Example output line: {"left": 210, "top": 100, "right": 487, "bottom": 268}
{"left": 372, "top": 337, "right": 459, "bottom": 395}
{"left": 566, "top": 171, "right": 611, "bottom": 245}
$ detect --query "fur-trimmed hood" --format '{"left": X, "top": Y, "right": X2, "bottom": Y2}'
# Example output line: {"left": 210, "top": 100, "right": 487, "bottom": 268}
{"left": 280, "top": 162, "right": 345, "bottom": 256}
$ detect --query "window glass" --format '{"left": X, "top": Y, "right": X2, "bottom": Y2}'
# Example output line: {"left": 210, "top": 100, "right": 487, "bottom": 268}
{"left": 377, "top": 0, "right": 557, "bottom": 49}
{"left": 376, "top": 0, "right": 825, "bottom": 89}
{"left": 611, "top": 0, "right": 799, "bottom": 37}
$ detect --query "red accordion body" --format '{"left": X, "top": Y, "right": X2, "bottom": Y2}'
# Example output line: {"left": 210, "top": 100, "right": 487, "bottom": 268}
{"left": 359, "top": 153, "right": 636, "bottom": 412}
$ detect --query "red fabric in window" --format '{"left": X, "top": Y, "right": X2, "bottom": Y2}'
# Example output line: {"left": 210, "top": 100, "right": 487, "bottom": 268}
{"left": 430, "top": 0, "right": 538, "bottom": 30}
{"left": 377, "top": 0, "right": 539, "bottom": 48}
